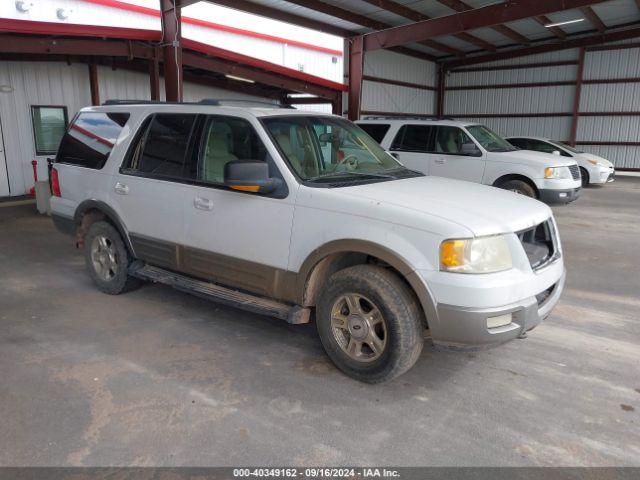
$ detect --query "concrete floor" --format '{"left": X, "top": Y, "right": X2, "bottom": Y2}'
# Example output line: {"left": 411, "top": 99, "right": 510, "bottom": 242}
{"left": 1, "top": 178, "right": 639, "bottom": 467}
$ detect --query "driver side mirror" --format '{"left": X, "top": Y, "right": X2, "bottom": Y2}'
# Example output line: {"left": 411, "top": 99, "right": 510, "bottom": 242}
{"left": 224, "top": 160, "right": 282, "bottom": 194}
{"left": 552, "top": 150, "right": 561, "bottom": 156}
{"left": 460, "top": 142, "right": 481, "bottom": 157}
{"left": 318, "top": 132, "right": 333, "bottom": 144}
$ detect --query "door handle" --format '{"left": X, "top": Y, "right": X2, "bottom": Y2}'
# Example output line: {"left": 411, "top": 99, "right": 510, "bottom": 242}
{"left": 435, "top": 158, "right": 446, "bottom": 165}
{"left": 114, "top": 182, "right": 129, "bottom": 195}
{"left": 194, "top": 196, "right": 214, "bottom": 211}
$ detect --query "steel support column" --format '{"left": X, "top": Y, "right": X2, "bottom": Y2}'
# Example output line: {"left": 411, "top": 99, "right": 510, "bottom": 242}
{"left": 160, "top": 0, "right": 182, "bottom": 101}
{"left": 332, "top": 94, "right": 343, "bottom": 116}
{"left": 569, "top": 47, "right": 586, "bottom": 147}
{"left": 149, "top": 47, "right": 161, "bottom": 100}
{"left": 436, "top": 65, "right": 446, "bottom": 118}
{"left": 88, "top": 64, "right": 100, "bottom": 106}
{"left": 348, "top": 36, "right": 364, "bottom": 121}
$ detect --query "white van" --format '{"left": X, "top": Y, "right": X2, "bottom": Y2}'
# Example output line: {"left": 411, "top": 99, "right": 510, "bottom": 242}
{"left": 357, "top": 118, "right": 582, "bottom": 204}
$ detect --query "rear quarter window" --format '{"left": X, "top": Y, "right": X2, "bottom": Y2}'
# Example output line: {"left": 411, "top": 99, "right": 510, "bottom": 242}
{"left": 357, "top": 123, "right": 391, "bottom": 143}
{"left": 56, "top": 112, "right": 130, "bottom": 169}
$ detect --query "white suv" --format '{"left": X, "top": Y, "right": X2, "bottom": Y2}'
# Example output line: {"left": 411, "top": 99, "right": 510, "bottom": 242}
{"left": 50, "top": 102, "right": 566, "bottom": 383}
{"left": 505, "top": 136, "right": 615, "bottom": 188}
{"left": 357, "top": 118, "right": 582, "bottom": 204}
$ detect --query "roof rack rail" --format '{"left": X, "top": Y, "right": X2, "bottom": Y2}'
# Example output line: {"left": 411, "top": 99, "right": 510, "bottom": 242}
{"left": 360, "top": 115, "right": 457, "bottom": 121}
{"left": 101, "top": 99, "right": 295, "bottom": 108}
{"left": 198, "top": 99, "right": 295, "bottom": 108}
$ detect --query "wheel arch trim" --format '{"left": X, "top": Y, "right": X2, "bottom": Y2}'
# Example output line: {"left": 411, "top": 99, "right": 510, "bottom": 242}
{"left": 73, "top": 200, "right": 136, "bottom": 256}
{"left": 296, "top": 239, "right": 438, "bottom": 326}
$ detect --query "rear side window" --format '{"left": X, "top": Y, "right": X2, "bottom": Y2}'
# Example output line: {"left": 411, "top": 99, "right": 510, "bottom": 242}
{"left": 57, "top": 112, "right": 129, "bottom": 169}
{"left": 390, "top": 125, "right": 435, "bottom": 152}
{"left": 124, "top": 114, "right": 198, "bottom": 179}
{"left": 358, "top": 123, "right": 390, "bottom": 143}
{"left": 507, "top": 138, "right": 528, "bottom": 149}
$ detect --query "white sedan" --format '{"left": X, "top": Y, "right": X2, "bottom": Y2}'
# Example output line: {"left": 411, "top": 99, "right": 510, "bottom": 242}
{"left": 506, "top": 136, "right": 615, "bottom": 187}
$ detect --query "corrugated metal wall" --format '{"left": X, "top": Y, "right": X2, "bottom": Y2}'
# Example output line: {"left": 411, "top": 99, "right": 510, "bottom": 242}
{"left": 359, "top": 50, "right": 437, "bottom": 116}
{"left": 0, "top": 61, "right": 91, "bottom": 197}
{"left": 446, "top": 48, "right": 579, "bottom": 142}
{"left": 445, "top": 44, "right": 640, "bottom": 169}
{"left": 0, "top": 62, "right": 273, "bottom": 196}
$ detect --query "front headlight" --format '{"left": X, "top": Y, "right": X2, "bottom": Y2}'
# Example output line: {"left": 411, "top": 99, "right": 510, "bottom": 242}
{"left": 544, "top": 166, "right": 572, "bottom": 179}
{"left": 440, "top": 235, "right": 513, "bottom": 274}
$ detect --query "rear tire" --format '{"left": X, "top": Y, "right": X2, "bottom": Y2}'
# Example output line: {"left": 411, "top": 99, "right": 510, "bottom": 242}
{"left": 84, "top": 221, "right": 140, "bottom": 295}
{"left": 580, "top": 167, "right": 589, "bottom": 188}
{"left": 316, "top": 265, "right": 423, "bottom": 383}
{"left": 497, "top": 179, "right": 537, "bottom": 198}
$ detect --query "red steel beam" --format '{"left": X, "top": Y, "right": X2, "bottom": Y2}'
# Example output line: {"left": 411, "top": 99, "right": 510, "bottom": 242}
{"left": 436, "top": 65, "right": 446, "bottom": 117}
{"left": 149, "top": 48, "right": 161, "bottom": 101}
{"left": 450, "top": 60, "right": 579, "bottom": 72}
{"left": 435, "top": 0, "right": 530, "bottom": 45}
{"left": 362, "top": 75, "right": 436, "bottom": 91}
{"left": 160, "top": 0, "right": 183, "bottom": 102}
{"left": 569, "top": 47, "right": 586, "bottom": 146}
{"left": 362, "top": 0, "right": 609, "bottom": 51}
{"left": 0, "top": 34, "right": 153, "bottom": 58}
{"left": 89, "top": 64, "right": 100, "bottom": 105}
{"left": 444, "top": 25, "right": 640, "bottom": 68}
{"left": 348, "top": 36, "right": 364, "bottom": 121}
{"left": 182, "top": 52, "right": 338, "bottom": 98}
{"left": 580, "top": 6, "right": 606, "bottom": 32}
{"left": 358, "top": 0, "right": 496, "bottom": 51}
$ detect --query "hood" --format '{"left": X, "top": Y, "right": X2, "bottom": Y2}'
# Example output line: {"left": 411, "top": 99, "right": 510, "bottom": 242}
{"left": 337, "top": 176, "right": 552, "bottom": 237}
{"left": 491, "top": 149, "right": 576, "bottom": 167}
{"left": 575, "top": 152, "right": 614, "bottom": 168}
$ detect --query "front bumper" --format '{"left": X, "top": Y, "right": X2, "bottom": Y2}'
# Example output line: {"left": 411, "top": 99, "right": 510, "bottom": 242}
{"left": 589, "top": 166, "right": 615, "bottom": 184}
{"left": 431, "top": 269, "right": 566, "bottom": 348}
{"left": 538, "top": 187, "right": 581, "bottom": 204}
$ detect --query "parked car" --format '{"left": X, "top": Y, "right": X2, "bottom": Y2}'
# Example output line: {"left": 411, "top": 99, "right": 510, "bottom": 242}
{"left": 50, "top": 102, "right": 566, "bottom": 383}
{"left": 505, "top": 136, "right": 615, "bottom": 188}
{"left": 357, "top": 118, "right": 582, "bottom": 204}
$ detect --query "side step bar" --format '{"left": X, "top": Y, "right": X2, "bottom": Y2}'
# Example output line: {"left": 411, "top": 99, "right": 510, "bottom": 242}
{"left": 130, "top": 264, "right": 309, "bottom": 324}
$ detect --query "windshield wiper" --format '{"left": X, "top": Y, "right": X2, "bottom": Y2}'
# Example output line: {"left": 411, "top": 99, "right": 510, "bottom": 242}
{"left": 307, "top": 171, "right": 395, "bottom": 182}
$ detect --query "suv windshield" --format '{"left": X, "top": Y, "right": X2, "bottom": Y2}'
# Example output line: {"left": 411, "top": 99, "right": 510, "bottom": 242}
{"left": 466, "top": 125, "right": 516, "bottom": 152}
{"left": 551, "top": 140, "right": 584, "bottom": 154}
{"left": 262, "top": 116, "right": 415, "bottom": 183}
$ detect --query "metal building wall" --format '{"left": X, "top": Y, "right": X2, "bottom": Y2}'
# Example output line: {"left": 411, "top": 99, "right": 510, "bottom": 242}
{"left": 578, "top": 45, "right": 640, "bottom": 169}
{"left": 445, "top": 49, "right": 579, "bottom": 141}
{"left": 358, "top": 50, "right": 437, "bottom": 117}
{"left": 0, "top": 61, "right": 273, "bottom": 197}
{"left": 444, "top": 44, "right": 640, "bottom": 169}
{"left": 0, "top": 61, "right": 91, "bottom": 197}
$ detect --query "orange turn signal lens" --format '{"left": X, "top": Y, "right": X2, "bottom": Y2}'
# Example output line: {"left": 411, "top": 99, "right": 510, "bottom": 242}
{"left": 440, "top": 240, "right": 466, "bottom": 269}
{"left": 230, "top": 185, "right": 260, "bottom": 192}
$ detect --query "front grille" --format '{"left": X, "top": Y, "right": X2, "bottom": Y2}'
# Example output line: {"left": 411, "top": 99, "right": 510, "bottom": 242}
{"left": 517, "top": 219, "right": 559, "bottom": 271}
{"left": 569, "top": 164, "right": 580, "bottom": 180}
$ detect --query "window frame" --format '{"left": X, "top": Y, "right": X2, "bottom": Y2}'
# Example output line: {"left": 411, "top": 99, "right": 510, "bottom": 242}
{"left": 31, "top": 105, "right": 69, "bottom": 156}
{"left": 389, "top": 124, "right": 436, "bottom": 153}
{"left": 119, "top": 112, "right": 201, "bottom": 183}
{"left": 120, "top": 113, "right": 289, "bottom": 199}
{"left": 434, "top": 126, "right": 480, "bottom": 156}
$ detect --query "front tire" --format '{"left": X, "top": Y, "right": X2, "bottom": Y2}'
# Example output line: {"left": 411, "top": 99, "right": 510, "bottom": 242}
{"left": 84, "top": 221, "right": 140, "bottom": 295}
{"left": 580, "top": 167, "right": 589, "bottom": 188}
{"left": 497, "top": 179, "right": 537, "bottom": 198}
{"left": 316, "top": 265, "right": 424, "bottom": 383}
